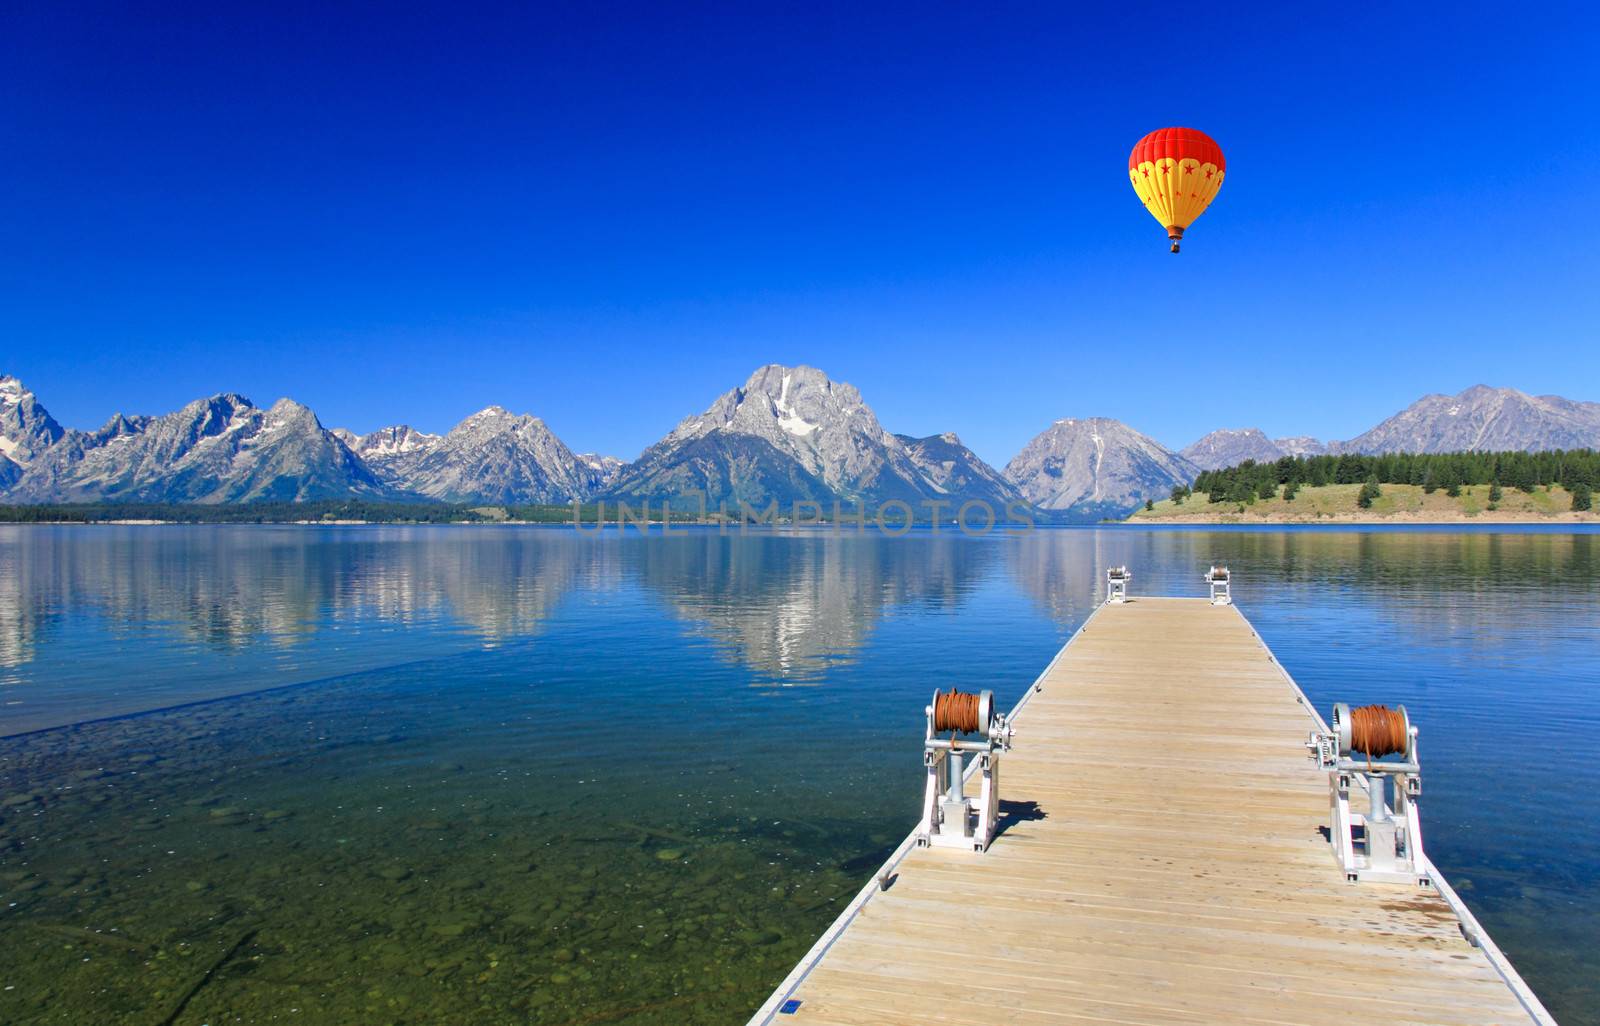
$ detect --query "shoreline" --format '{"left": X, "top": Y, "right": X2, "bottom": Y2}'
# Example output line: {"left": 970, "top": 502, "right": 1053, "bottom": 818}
{"left": 1130, "top": 481, "right": 1598, "bottom": 526}
{"left": 1126, "top": 511, "right": 1600, "bottom": 525}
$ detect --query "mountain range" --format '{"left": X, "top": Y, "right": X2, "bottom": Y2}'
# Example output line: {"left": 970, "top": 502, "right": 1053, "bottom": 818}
{"left": 604, "top": 365, "right": 1020, "bottom": 512}
{"left": 1177, "top": 386, "right": 1600, "bottom": 471}
{"left": 336, "top": 407, "right": 603, "bottom": 504}
{"left": 3, "top": 371, "right": 1598, "bottom": 521}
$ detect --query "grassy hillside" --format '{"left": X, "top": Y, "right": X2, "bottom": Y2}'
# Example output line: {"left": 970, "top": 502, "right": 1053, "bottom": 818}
{"left": 1130, "top": 483, "right": 1600, "bottom": 523}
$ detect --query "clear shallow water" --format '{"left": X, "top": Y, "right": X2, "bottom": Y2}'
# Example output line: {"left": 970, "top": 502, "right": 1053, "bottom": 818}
{"left": 0, "top": 525, "right": 1596, "bottom": 1025}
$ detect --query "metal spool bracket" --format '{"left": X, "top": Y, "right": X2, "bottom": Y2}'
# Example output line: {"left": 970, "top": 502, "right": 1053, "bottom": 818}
{"left": 1105, "top": 566, "right": 1131, "bottom": 605}
{"left": 917, "top": 689, "right": 1012, "bottom": 854}
{"left": 1307, "top": 703, "right": 1428, "bottom": 886}
{"left": 1205, "top": 566, "right": 1231, "bottom": 605}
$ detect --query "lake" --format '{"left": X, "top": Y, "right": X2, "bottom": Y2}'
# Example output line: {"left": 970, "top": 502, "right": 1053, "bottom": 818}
{"left": 1, "top": 524, "right": 1596, "bottom": 1025}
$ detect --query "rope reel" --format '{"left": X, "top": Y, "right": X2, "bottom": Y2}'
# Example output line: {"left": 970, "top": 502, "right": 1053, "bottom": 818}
{"left": 932, "top": 688, "right": 994, "bottom": 736}
{"left": 1331, "top": 703, "right": 1412, "bottom": 760}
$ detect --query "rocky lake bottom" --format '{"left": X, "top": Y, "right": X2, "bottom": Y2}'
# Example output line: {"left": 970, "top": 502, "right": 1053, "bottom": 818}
{"left": 1, "top": 660, "right": 907, "bottom": 1025}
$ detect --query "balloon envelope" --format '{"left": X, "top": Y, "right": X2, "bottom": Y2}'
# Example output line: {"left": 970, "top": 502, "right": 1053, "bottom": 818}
{"left": 1128, "top": 127, "right": 1225, "bottom": 251}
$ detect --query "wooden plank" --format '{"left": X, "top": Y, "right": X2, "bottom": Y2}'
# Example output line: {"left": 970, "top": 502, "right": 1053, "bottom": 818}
{"left": 747, "top": 597, "right": 1554, "bottom": 1026}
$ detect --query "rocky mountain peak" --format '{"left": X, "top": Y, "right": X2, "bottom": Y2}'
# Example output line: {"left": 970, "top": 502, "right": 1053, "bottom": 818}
{"left": 465, "top": 405, "right": 532, "bottom": 425}
{"left": 1273, "top": 435, "right": 1327, "bottom": 457}
{"left": 675, "top": 364, "right": 863, "bottom": 447}
{"left": 1179, "top": 427, "right": 1287, "bottom": 471}
{"left": 1005, "top": 417, "right": 1197, "bottom": 518}
{"left": 362, "top": 405, "right": 591, "bottom": 504}
{"left": 1333, "top": 384, "right": 1600, "bottom": 454}
{"left": 608, "top": 364, "right": 1015, "bottom": 511}
{"left": 896, "top": 432, "right": 1022, "bottom": 507}
{"left": 336, "top": 425, "right": 441, "bottom": 461}
{"left": 95, "top": 413, "right": 153, "bottom": 442}
{"left": 261, "top": 397, "right": 322, "bottom": 431}
{"left": 449, "top": 406, "right": 553, "bottom": 441}
{"left": 662, "top": 364, "right": 909, "bottom": 490}
{"left": 0, "top": 373, "right": 66, "bottom": 465}
{"left": 576, "top": 453, "right": 625, "bottom": 490}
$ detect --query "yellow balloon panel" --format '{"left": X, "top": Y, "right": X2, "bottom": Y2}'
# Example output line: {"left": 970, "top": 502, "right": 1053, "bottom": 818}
{"left": 1129, "top": 158, "right": 1225, "bottom": 232}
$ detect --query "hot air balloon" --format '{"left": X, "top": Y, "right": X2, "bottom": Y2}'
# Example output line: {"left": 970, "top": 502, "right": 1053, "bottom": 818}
{"left": 1128, "top": 127, "right": 1225, "bottom": 253}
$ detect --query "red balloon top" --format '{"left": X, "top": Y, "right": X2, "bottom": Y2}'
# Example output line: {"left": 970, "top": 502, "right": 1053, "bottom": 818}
{"left": 1128, "top": 127, "right": 1225, "bottom": 173}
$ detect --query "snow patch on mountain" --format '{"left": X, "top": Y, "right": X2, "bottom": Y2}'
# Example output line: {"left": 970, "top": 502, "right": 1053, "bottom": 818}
{"left": 773, "top": 373, "right": 819, "bottom": 437}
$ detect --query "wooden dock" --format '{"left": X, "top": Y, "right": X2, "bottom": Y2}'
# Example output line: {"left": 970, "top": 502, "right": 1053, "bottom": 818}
{"left": 748, "top": 596, "right": 1554, "bottom": 1026}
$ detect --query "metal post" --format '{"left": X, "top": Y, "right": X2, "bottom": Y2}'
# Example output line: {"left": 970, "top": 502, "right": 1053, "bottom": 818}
{"left": 948, "top": 750, "right": 964, "bottom": 801}
{"left": 1367, "top": 773, "right": 1389, "bottom": 823}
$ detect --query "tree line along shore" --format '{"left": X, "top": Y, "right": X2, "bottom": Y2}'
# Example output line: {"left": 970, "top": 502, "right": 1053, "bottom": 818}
{"left": 1132, "top": 450, "right": 1600, "bottom": 523}
{"left": 0, "top": 501, "right": 607, "bottom": 525}
{"left": 0, "top": 499, "right": 1049, "bottom": 527}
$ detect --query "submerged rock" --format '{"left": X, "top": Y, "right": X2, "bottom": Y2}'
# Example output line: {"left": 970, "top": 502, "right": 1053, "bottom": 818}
{"left": 734, "top": 928, "right": 782, "bottom": 946}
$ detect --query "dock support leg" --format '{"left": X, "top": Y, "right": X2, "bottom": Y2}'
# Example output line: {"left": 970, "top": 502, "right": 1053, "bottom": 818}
{"left": 918, "top": 749, "right": 945, "bottom": 846}
{"left": 1331, "top": 773, "right": 1358, "bottom": 879}
{"left": 975, "top": 754, "right": 1000, "bottom": 852}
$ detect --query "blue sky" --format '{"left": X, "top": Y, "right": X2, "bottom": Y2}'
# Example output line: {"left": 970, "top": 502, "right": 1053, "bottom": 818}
{"left": 5, "top": 3, "right": 1600, "bottom": 465}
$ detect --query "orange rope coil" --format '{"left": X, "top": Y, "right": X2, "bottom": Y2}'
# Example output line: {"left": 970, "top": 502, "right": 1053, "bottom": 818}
{"left": 933, "top": 689, "right": 984, "bottom": 735}
{"left": 1348, "top": 704, "right": 1409, "bottom": 759}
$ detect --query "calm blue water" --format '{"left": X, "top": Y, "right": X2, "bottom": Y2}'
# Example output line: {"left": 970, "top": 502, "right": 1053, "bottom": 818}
{"left": 0, "top": 525, "right": 1596, "bottom": 1024}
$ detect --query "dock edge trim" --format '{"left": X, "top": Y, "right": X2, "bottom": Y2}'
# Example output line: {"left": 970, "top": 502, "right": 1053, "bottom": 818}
{"left": 1240, "top": 607, "right": 1559, "bottom": 1026}
{"left": 741, "top": 602, "right": 1108, "bottom": 1026}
